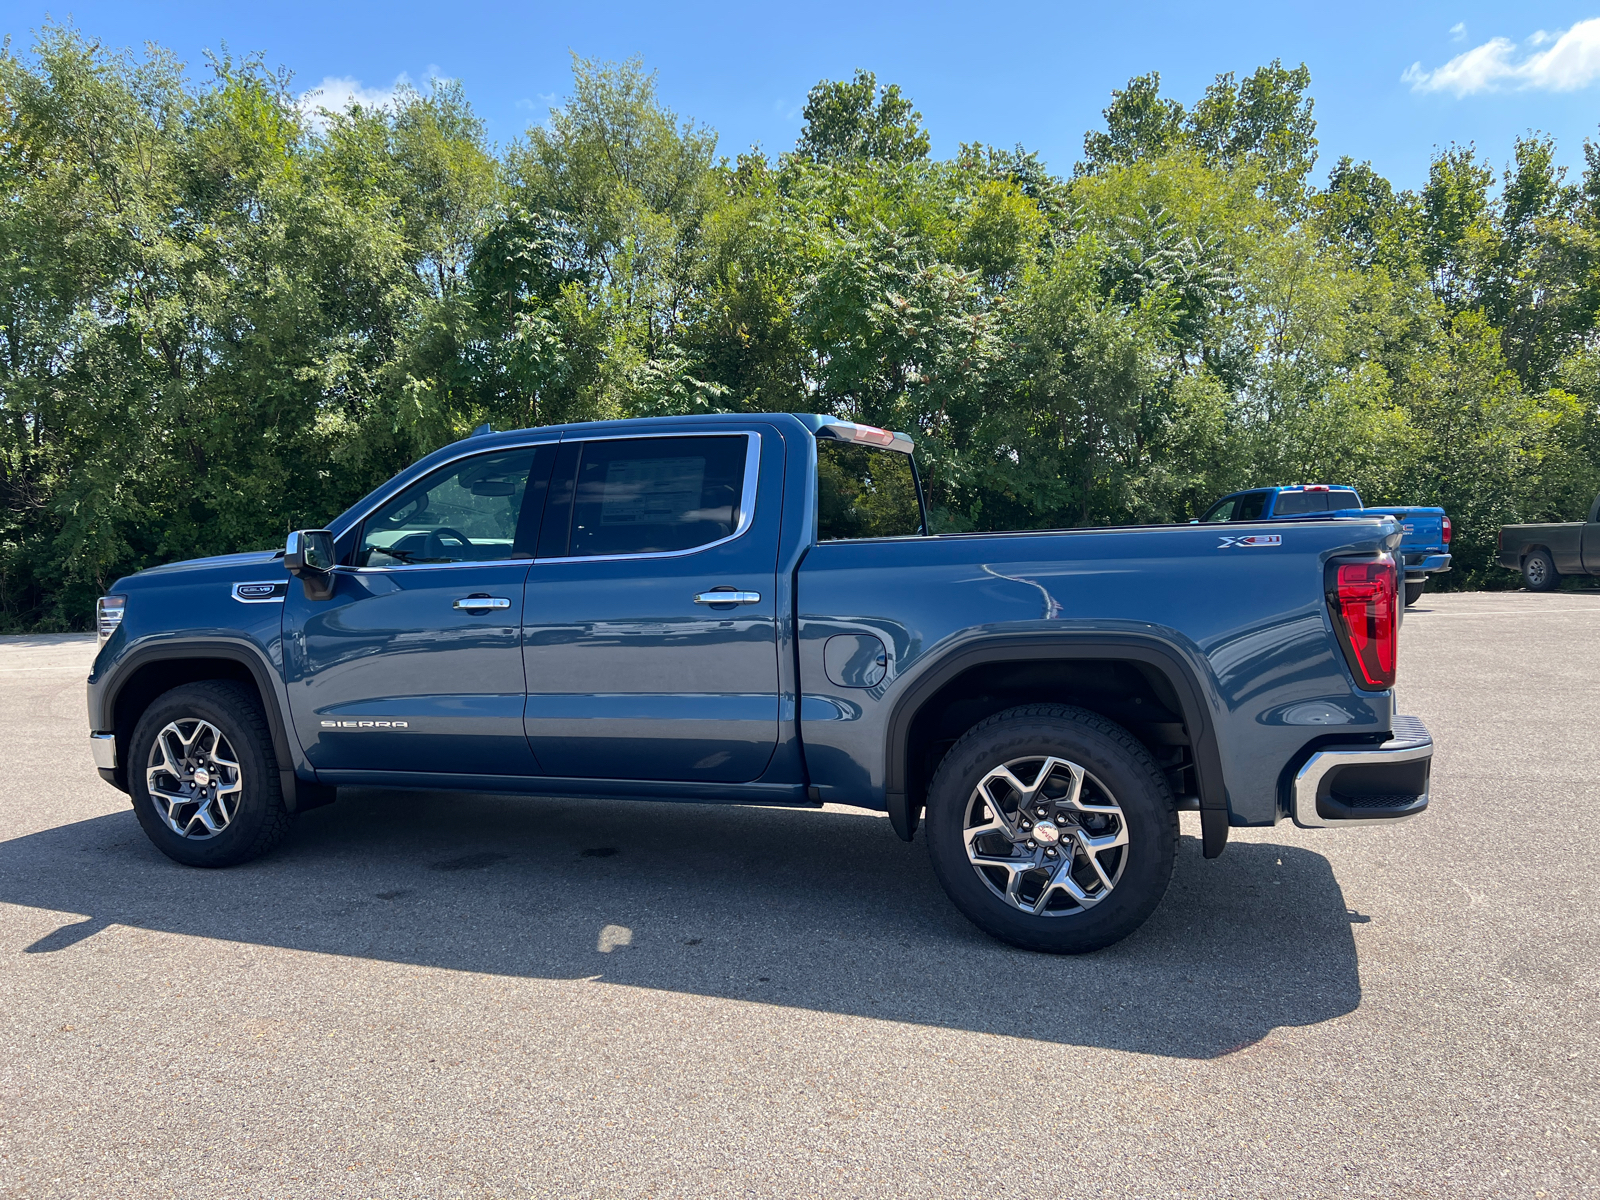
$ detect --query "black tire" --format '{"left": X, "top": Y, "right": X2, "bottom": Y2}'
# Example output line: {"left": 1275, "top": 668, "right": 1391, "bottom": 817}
{"left": 1404, "top": 581, "right": 1425, "bottom": 606}
{"left": 128, "top": 681, "right": 293, "bottom": 867}
{"left": 924, "top": 704, "right": 1177, "bottom": 954}
{"left": 1523, "top": 549, "right": 1560, "bottom": 592}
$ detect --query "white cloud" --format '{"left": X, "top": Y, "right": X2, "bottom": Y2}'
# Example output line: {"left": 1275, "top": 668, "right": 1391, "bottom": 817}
{"left": 1450, "top": 21, "right": 1466, "bottom": 41}
{"left": 298, "top": 73, "right": 411, "bottom": 130}
{"left": 1403, "top": 16, "right": 1600, "bottom": 95}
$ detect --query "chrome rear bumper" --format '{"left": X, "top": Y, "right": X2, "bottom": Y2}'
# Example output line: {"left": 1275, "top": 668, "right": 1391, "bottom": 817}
{"left": 1405, "top": 553, "right": 1451, "bottom": 580}
{"left": 1292, "top": 715, "right": 1433, "bottom": 829}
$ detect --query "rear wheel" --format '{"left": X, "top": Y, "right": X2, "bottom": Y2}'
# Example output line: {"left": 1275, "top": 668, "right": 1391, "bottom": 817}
{"left": 924, "top": 705, "right": 1177, "bottom": 954}
{"left": 1404, "top": 581, "right": 1425, "bottom": 606}
{"left": 128, "top": 681, "right": 293, "bottom": 867}
{"left": 1523, "top": 549, "right": 1560, "bottom": 592}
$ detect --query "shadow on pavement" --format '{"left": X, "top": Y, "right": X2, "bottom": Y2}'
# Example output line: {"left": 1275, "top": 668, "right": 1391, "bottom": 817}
{"left": 1, "top": 790, "right": 1361, "bottom": 1059}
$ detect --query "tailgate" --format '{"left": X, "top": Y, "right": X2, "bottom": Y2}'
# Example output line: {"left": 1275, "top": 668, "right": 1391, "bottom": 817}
{"left": 1370, "top": 507, "right": 1444, "bottom": 553}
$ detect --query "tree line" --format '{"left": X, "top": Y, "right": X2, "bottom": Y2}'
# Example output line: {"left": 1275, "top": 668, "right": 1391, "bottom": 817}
{"left": 2, "top": 26, "right": 1598, "bottom": 628}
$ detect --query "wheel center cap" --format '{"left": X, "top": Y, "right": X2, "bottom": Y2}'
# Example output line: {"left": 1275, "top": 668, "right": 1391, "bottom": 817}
{"left": 192, "top": 767, "right": 211, "bottom": 788}
{"left": 1031, "top": 820, "right": 1061, "bottom": 845}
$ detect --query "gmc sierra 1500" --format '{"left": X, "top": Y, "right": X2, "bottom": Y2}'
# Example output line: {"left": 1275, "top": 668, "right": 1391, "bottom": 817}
{"left": 88, "top": 413, "right": 1434, "bottom": 953}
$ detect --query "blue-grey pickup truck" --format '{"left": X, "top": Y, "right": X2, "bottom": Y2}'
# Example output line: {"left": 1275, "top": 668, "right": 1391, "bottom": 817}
{"left": 1201, "top": 485, "right": 1451, "bottom": 606}
{"left": 87, "top": 413, "right": 1434, "bottom": 953}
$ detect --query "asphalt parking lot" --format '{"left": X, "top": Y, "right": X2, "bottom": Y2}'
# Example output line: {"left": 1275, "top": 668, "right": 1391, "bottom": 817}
{"left": 0, "top": 590, "right": 1595, "bottom": 1198}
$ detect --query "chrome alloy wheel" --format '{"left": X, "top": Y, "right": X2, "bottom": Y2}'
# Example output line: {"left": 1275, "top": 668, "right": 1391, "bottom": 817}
{"left": 145, "top": 718, "right": 244, "bottom": 839}
{"left": 1526, "top": 556, "right": 1548, "bottom": 586}
{"left": 963, "top": 756, "right": 1129, "bottom": 916}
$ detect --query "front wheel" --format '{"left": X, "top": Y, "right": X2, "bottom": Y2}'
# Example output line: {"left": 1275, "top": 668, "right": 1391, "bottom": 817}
{"left": 1404, "top": 581, "right": 1425, "bottom": 606}
{"left": 128, "top": 681, "right": 293, "bottom": 867}
{"left": 924, "top": 705, "right": 1177, "bottom": 954}
{"left": 1523, "top": 549, "right": 1560, "bottom": 592}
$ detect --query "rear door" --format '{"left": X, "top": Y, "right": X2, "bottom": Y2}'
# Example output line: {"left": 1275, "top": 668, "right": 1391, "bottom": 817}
{"left": 521, "top": 428, "right": 783, "bottom": 782}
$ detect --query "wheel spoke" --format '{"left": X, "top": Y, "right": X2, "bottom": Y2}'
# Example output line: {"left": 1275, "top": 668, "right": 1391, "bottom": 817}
{"left": 193, "top": 800, "right": 224, "bottom": 835}
{"left": 1076, "top": 829, "right": 1124, "bottom": 891}
{"left": 1034, "top": 856, "right": 1096, "bottom": 911}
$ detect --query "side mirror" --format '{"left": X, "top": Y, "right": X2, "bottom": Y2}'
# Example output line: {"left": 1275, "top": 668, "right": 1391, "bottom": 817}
{"left": 285, "top": 529, "right": 337, "bottom": 600}
{"left": 1189, "top": 519, "right": 1200, "bottom": 525}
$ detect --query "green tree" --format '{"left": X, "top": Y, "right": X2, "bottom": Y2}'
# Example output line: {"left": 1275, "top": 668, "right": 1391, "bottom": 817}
{"left": 795, "top": 69, "right": 930, "bottom": 164}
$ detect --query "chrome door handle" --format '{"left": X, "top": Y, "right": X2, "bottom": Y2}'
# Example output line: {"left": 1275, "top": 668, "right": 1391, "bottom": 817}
{"left": 454, "top": 596, "right": 511, "bottom": 611}
{"left": 693, "top": 590, "right": 762, "bottom": 605}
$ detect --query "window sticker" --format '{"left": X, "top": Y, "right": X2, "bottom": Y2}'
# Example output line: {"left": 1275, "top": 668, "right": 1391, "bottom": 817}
{"left": 598, "top": 456, "right": 706, "bottom": 526}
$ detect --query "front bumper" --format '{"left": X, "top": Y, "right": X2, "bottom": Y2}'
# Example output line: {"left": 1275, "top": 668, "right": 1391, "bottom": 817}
{"left": 1292, "top": 715, "right": 1433, "bottom": 828}
{"left": 1404, "top": 553, "right": 1451, "bottom": 580}
{"left": 90, "top": 732, "right": 117, "bottom": 770}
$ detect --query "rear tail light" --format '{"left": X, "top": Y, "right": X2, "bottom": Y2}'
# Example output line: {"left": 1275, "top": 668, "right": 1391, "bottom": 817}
{"left": 1442, "top": 515, "right": 1452, "bottom": 544}
{"left": 1325, "top": 558, "right": 1398, "bottom": 689}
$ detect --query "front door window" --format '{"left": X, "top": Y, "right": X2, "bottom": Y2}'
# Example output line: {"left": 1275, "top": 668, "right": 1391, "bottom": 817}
{"left": 358, "top": 448, "right": 539, "bottom": 566}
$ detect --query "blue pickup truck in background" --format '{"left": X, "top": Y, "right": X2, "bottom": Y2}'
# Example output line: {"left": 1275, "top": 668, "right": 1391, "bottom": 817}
{"left": 87, "top": 414, "right": 1435, "bottom": 953}
{"left": 1201, "top": 485, "right": 1452, "bottom": 605}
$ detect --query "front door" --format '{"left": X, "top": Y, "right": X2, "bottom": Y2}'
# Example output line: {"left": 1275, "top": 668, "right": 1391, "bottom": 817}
{"left": 522, "top": 429, "right": 783, "bottom": 782}
{"left": 283, "top": 444, "right": 551, "bottom": 777}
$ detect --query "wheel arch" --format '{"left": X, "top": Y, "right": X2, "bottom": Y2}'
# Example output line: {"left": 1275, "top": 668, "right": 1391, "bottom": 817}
{"left": 883, "top": 635, "right": 1229, "bottom": 858}
{"left": 95, "top": 641, "right": 328, "bottom": 812}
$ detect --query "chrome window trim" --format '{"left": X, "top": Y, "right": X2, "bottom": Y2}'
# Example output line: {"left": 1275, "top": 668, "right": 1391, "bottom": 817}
{"left": 231, "top": 581, "right": 288, "bottom": 604}
{"left": 343, "top": 430, "right": 760, "bottom": 573}
{"left": 535, "top": 431, "right": 760, "bottom": 566}
{"left": 345, "top": 557, "right": 531, "bottom": 575}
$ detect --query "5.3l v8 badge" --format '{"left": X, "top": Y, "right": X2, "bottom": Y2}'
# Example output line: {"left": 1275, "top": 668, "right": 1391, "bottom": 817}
{"left": 1217, "top": 534, "right": 1282, "bottom": 548}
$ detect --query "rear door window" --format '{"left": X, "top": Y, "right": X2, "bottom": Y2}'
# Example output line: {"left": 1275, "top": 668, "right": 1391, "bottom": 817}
{"left": 1233, "top": 491, "right": 1268, "bottom": 520}
{"left": 544, "top": 435, "right": 750, "bottom": 558}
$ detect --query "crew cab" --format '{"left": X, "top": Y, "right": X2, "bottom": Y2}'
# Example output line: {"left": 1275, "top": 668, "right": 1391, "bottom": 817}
{"left": 1201, "top": 485, "right": 1451, "bottom": 605}
{"left": 87, "top": 414, "right": 1435, "bottom": 953}
{"left": 1497, "top": 491, "right": 1600, "bottom": 591}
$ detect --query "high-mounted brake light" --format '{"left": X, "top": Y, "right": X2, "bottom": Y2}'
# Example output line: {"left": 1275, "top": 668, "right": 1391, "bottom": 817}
{"left": 836, "top": 422, "right": 894, "bottom": 446}
{"left": 1304, "top": 485, "right": 1330, "bottom": 492}
{"left": 1442, "top": 515, "right": 1452, "bottom": 544}
{"left": 1325, "top": 559, "right": 1398, "bottom": 689}
{"left": 815, "top": 421, "right": 915, "bottom": 453}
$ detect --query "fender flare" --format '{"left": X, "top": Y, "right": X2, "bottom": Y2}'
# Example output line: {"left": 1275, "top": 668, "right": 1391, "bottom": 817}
{"left": 881, "top": 633, "right": 1230, "bottom": 858}
{"left": 93, "top": 638, "right": 332, "bottom": 813}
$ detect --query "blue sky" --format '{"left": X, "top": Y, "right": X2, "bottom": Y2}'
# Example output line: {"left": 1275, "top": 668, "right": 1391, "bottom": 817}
{"left": 9, "top": 1, "right": 1600, "bottom": 189}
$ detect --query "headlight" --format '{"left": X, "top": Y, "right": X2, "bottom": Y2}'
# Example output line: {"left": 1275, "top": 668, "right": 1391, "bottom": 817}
{"left": 96, "top": 595, "right": 126, "bottom": 645}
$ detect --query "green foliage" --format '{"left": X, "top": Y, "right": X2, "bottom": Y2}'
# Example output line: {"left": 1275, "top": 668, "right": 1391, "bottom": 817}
{"left": 796, "top": 69, "right": 930, "bottom": 165}
{"left": 1081, "top": 61, "right": 1317, "bottom": 205}
{"left": 3, "top": 30, "right": 1599, "bottom": 628}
